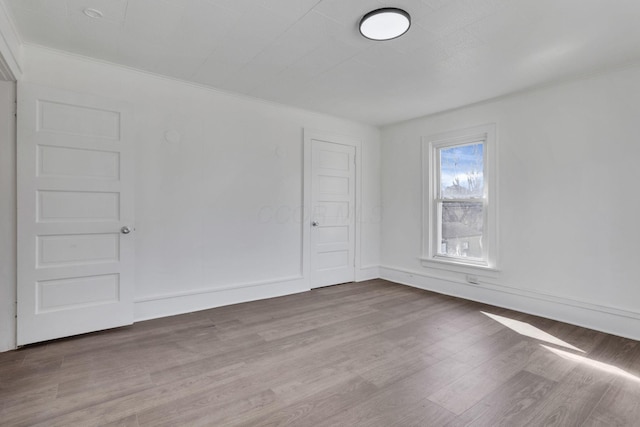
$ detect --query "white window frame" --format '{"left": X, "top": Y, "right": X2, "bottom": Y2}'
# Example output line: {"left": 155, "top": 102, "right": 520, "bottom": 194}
{"left": 421, "top": 123, "right": 498, "bottom": 272}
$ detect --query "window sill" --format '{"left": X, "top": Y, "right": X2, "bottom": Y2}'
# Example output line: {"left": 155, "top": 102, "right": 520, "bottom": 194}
{"left": 419, "top": 257, "right": 501, "bottom": 278}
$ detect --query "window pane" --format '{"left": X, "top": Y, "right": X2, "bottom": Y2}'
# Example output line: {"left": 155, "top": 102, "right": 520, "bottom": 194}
{"left": 439, "top": 201, "right": 483, "bottom": 259}
{"left": 440, "top": 143, "right": 484, "bottom": 199}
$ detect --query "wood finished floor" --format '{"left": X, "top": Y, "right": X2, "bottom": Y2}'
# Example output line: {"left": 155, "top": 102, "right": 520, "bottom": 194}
{"left": 1, "top": 280, "right": 640, "bottom": 427}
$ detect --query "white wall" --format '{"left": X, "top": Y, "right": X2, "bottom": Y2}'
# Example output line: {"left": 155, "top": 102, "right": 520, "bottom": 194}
{"left": 13, "top": 45, "right": 380, "bottom": 326}
{"left": 0, "top": 80, "right": 16, "bottom": 352}
{"left": 381, "top": 64, "right": 640, "bottom": 340}
{"left": 11, "top": 42, "right": 639, "bottom": 351}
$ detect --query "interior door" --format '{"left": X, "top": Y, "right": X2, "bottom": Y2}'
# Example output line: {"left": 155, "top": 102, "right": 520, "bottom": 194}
{"left": 17, "top": 83, "right": 134, "bottom": 346}
{"left": 310, "top": 139, "right": 356, "bottom": 288}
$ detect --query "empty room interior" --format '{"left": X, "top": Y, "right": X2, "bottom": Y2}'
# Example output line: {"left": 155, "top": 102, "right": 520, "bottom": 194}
{"left": 1, "top": 0, "right": 640, "bottom": 425}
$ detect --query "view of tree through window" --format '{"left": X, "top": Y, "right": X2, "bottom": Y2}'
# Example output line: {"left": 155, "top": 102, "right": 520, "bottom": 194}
{"left": 438, "top": 142, "right": 484, "bottom": 259}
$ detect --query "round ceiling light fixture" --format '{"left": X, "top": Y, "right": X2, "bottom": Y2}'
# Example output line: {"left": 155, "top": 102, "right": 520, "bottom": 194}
{"left": 359, "top": 8, "right": 411, "bottom": 41}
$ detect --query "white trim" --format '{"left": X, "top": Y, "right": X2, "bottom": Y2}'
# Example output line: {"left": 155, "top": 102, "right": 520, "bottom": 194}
{"left": 134, "top": 275, "right": 304, "bottom": 303}
{"left": 134, "top": 276, "right": 308, "bottom": 322}
{"left": 380, "top": 265, "right": 640, "bottom": 341}
{"left": 422, "top": 123, "right": 498, "bottom": 270}
{"left": 360, "top": 264, "right": 380, "bottom": 270}
{"left": 0, "top": 52, "right": 14, "bottom": 81}
{"left": 356, "top": 266, "right": 380, "bottom": 282}
{"left": 0, "top": 1, "right": 22, "bottom": 80}
{"left": 0, "top": 81, "right": 16, "bottom": 352}
{"left": 418, "top": 257, "right": 500, "bottom": 276}
{"left": 303, "top": 129, "right": 363, "bottom": 288}
{"left": 0, "top": 1, "right": 21, "bottom": 44}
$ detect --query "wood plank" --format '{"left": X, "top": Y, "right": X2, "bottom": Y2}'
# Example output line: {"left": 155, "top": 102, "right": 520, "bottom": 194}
{"left": 583, "top": 377, "right": 640, "bottom": 426}
{"left": 235, "top": 376, "right": 378, "bottom": 427}
{"left": 514, "top": 364, "right": 612, "bottom": 426}
{"left": 449, "top": 370, "right": 556, "bottom": 426}
{"left": 427, "top": 339, "right": 540, "bottom": 415}
{"left": 1, "top": 280, "right": 639, "bottom": 427}
{"left": 315, "top": 357, "right": 470, "bottom": 427}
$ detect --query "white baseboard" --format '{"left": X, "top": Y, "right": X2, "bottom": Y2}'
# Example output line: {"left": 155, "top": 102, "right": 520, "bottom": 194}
{"left": 380, "top": 265, "right": 640, "bottom": 342}
{"left": 134, "top": 276, "right": 309, "bottom": 322}
{"left": 134, "top": 266, "right": 383, "bottom": 322}
{"left": 0, "top": 338, "right": 14, "bottom": 353}
{"left": 356, "top": 265, "right": 380, "bottom": 282}
{"left": 12, "top": 262, "right": 636, "bottom": 352}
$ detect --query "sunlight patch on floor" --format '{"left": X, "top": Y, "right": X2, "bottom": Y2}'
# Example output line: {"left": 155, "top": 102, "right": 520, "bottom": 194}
{"left": 481, "top": 312, "right": 584, "bottom": 353}
{"left": 541, "top": 345, "right": 640, "bottom": 383}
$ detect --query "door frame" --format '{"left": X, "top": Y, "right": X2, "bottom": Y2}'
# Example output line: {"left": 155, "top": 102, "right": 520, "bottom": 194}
{"left": 302, "top": 129, "right": 362, "bottom": 288}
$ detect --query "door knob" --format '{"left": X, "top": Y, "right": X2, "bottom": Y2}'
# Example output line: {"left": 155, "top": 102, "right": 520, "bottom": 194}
{"left": 121, "top": 226, "right": 132, "bottom": 234}
{"left": 312, "top": 221, "right": 320, "bottom": 227}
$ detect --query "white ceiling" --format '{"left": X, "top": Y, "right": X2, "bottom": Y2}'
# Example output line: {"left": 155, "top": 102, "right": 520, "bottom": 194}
{"left": 5, "top": 0, "right": 640, "bottom": 126}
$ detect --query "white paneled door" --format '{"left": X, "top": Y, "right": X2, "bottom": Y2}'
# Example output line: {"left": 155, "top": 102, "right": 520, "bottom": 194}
{"left": 17, "top": 83, "right": 134, "bottom": 346}
{"left": 310, "top": 138, "right": 356, "bottom": 288}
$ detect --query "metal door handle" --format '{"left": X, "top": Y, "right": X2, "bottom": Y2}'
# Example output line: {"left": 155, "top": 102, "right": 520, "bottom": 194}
{"left": 312, "top": 221, "right": 319, "bottom": 227}
{"left": 121, "top": 226, "right": 132, "bottom": 234}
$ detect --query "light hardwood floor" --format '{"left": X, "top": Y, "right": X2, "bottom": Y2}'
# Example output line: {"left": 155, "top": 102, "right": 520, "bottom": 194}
{"left": 1, "top": 280, "right": 639, "bottom": 426}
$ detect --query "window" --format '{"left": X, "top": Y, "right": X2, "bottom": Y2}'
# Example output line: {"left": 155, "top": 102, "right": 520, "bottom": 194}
{"left": 422, "top": 124, "right": 497, "bottom": 270}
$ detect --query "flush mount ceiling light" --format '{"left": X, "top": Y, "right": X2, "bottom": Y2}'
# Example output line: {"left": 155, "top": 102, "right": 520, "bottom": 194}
{"left": 83, "top": 8, "right": 104, "bottom": 19}
{"left": 359, "top": 8, "right": 411, "bottom": 41}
